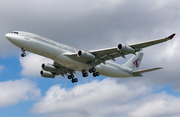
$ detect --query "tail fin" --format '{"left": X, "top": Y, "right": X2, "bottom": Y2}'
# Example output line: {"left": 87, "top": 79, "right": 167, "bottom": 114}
{"left": 122, "top": 52, "right": 144, "bottom": 71}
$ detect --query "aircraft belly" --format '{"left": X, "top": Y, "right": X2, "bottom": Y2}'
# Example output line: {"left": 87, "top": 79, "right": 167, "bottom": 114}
{"left": 97, "top": 64, "right": 132, "bottom": 78}
{"left": 54, "top": 54, "right": 91, "bottom": 71}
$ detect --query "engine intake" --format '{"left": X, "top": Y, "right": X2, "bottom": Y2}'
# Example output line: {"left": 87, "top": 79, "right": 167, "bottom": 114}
{"left": 77, "top": 50, "right": 95, "bottom": 60}
{"left": 40, "top": 70, "right": 55, "bottom": 78}
{"left": 117, "top": 44, "right": 135, "bottom": 53}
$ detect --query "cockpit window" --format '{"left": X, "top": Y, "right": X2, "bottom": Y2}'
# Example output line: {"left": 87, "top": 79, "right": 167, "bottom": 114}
{"left": 11, "top": 32, "right": 18, "bottom": 34}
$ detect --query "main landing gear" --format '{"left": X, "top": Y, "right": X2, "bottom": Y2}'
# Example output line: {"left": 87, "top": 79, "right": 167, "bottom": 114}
{"left": 21, "top": 48, "right": 26, "bottom": 57}
{"left": 67, "top": 67, "right": 100, "bottom": 83}
{"left": 82, "top": 70, "right": 88, "bottom": 77}
{"left": 83, "top": 67, "right": 100, "bottom": 78}
{"left": 90, "top": 67, "right": 100, "bottom": 77}
{"left": 67, "top": 74, "right": 78, "bottom": 83}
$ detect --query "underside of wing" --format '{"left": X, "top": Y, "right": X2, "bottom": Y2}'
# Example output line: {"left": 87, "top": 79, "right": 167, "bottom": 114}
{"left": 41, "top": 61, "right": 75, "bottom": 78}
{"left": 53, "top": 62, "right": 75, "bottom": 76}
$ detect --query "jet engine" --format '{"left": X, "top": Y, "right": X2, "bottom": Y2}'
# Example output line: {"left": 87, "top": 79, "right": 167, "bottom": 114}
{"left": 77, "top": 50, "right": 95, "bottom": 60}
{"left": 42, "top": 63, "right": 57, "bottom": 73}
{"left": 117, "top": 44, "right": 135, "bottom": 53}
{"left": 40, "top": 70, "right": 55, "bottom": 78}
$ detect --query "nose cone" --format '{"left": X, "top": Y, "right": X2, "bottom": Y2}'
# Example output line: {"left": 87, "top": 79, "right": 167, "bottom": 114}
{"left": 5, "top": 33, "right": 11, "bottom": 40}
{"left": 5, "top": 33, "right": 17, "bottom": 45}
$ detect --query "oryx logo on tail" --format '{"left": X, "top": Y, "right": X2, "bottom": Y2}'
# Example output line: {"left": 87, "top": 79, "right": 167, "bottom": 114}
{"left": 133, "top": 59, "right": 140, "bottom": 68}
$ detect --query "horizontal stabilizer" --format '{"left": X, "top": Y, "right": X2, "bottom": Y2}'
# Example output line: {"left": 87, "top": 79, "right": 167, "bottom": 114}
{"left": 133, "top": 67, "right": 163, "bottom": 75}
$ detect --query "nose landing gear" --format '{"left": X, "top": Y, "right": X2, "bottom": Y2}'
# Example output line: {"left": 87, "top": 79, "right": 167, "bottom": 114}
{"left": 21, "top": 48, "right": 26, "bottom": 57}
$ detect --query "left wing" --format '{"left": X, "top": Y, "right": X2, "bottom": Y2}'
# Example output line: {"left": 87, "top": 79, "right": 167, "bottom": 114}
{"left": 53, "top": 62, "right": 75, "bottom": 77}
{"left": 41, "top": 61, "right": 76, "bottom": 79}
{"left": 64, "top": 33, "right": 175, "bottom": 66}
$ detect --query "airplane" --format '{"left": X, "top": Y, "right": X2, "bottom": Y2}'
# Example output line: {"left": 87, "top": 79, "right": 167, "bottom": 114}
{"left": 5, "top": 31, "right": 175, "bottom": 83}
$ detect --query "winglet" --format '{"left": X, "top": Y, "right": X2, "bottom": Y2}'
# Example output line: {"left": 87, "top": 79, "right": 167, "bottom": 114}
{"left": 167, "top": 33, "right": 176, "bottom": 39}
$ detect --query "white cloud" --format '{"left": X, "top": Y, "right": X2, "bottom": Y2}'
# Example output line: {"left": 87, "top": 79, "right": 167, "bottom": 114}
{"left": 0, "top": 65, "right": 5, "bottom": 74}
{"left": 130, "top": 92, "right": 180, "bottom": 117}
{"left": 19, "top": 53, "right": 53, "bottom": 77}
{"left": 30, "top": 78, "right": 180, "bottom": 117}
{"left": 0, "top": 79, "right": 41, "bottom": 108}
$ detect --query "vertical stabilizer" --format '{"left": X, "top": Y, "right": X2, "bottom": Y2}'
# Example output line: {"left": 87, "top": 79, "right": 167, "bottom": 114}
{"left": 122, "top": 52, "right": 144, "bottom": 71}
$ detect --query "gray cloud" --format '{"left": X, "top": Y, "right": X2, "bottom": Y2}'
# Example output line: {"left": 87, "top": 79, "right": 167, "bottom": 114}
{"left": 1, "top": 0, "right": 179, "bottom": 52}
{"left": 1, "top": 0, "right": 180, "bottom": 116}
{"left": 1, "top": 0, "right": 180, "bottom": 89}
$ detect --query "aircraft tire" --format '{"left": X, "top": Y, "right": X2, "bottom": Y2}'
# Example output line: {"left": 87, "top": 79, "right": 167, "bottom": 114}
{"left": 68, "top": 75, "right": 72, "bottom": 79}
{"left": 74, "top": 78, "right": 78, "bottom": 82}
{"left": 70, "top": 74, "right": 74, "bottom": 78}
{"left": 96, "top": 72, "right": 100, "bottom": 76}
{"left": 82, "top": 72, "right": 88, "bottom": 77}
{"left": 21, "top": 53, "right": 26, "bottom": 57}
{"left": 93, "top": 73, "right": 96, "bottom": 77}
{"left": 92, "top": 68, "right": 96, "bottom": 72}
{"left": 89, "top": 69, "right": 93, "bottom": 73}
{"left": 71, "top": 79, "right": 75, "bottom": 83}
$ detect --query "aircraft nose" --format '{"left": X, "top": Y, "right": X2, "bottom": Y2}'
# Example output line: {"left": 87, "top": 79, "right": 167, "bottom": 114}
{"left": 5, "top": 33, "right": 14, "bottom": 42}
{"left": 5, "top": 33, "right": 11, "bottom": 40}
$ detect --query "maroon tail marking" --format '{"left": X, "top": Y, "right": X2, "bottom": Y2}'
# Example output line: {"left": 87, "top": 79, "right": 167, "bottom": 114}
{"left": 133, "top": 59, "right": 140, "bottom": 68}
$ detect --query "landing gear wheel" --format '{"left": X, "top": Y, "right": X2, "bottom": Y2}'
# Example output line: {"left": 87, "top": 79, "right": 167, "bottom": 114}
{"left": 71, "top": 79, "right": 75, "bottom": 83}
{"left": 74, "top": 78, "right": 78, "bottom": 82}
{"left": 71, "top": 78, "right": 78, "bottom": 83}
{"left": 89, "top": 69, "right": 93, "bottom": 73}
{"left": 92, "top": 72, "right": 100, "bottom": 77}
{"left": 96, "top": 72, "right": 100, "bottom": 76}
{"left": 92, "top": 67, "right": 96, "bottom": 72}
{"left": 83, "top": 72, "right": 88, "bottom": 77}
{"left": 82, "top": 70, "right": 88, "bottom": 77}
{"left": 70, "top": 74, "right": 74, "bottom": 78}
{"left": 68, "top": 74, "right": 74, "bottom": 79}
{"left": 68, "top": 75, "right": 71, "bottom": 79}
{"left": 21, "top": 53, "right": 26, "bottom": 57}
{"left": 93, "top": 73, "right": 97, "bottom": 77}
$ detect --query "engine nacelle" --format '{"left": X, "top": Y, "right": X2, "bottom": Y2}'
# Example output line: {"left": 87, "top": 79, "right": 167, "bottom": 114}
{"left": 42, "top": 63, "right": 57, "bottom": 73}
{"left": 77, "top": 50, "right": 95, "bottom": 60}
{"left": 40, "top": 70, "right": 55, "bottom": 78}
{"left": 117, "top": 44, "right": 135, "bottom": 53}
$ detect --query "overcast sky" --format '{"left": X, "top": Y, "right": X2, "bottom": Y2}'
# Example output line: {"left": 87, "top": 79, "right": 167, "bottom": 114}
{"left": 1, "top": 0, "right": 180, "bottom": 117}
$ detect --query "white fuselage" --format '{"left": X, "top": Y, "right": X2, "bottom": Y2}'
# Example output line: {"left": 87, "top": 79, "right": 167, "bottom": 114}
{"left": 5, "top": 31, "right": 133, "bottom": 78}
